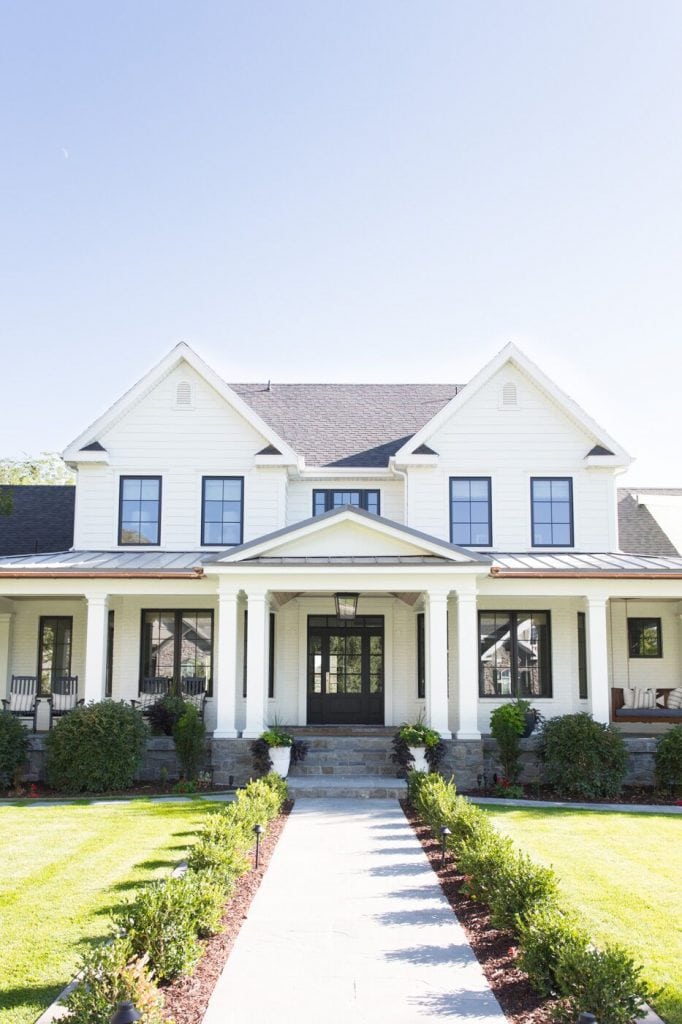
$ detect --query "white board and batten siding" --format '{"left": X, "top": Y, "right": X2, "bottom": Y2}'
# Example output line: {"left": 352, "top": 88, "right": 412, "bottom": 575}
{"left": 406, "top": 364, "right": 619, "bottom": 552}
{"left": 73, "top": 363, "right": 288, "bottom": 551}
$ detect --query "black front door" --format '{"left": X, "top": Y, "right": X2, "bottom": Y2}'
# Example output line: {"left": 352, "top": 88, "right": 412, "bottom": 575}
{"left": 307, "top": 615, "right": 384, "bottom": 725}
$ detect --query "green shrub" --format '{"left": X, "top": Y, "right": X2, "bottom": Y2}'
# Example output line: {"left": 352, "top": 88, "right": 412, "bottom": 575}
{"left": 654, "top": 725, "right": 682, "bottom": 791}
{"left": 115, "top": 875, "right": 202, "bottom": 981}
{"left": 488, "top": 849, "right": 559, "bottom": 931}
{"left": 0, "top": 711, "right": 28, "bottom": 789}
{"left": 553, "top": 943, "right": 651, "bottom": 1024}
{"left": 174, "top": 868, "right": 226, "bottom": 937}
{"left": 64, "top": 935, "right": 164, "bottom": 1024}
{"left": 172, "top": 704, "right": 206, "bottom": 780}
{"left": 185, "top": 810, "right": 252, "bottom": 885}
{"left": 517, "top": 903, "right": 591, "bottom": 997}
{"left": 458, "top": 828, "right": 515, "bottom": 906}
{"left": 537, "top": 713, "right": 628, "bottom": 799}
{"left": 408, "top": 772, "right": 497, "bottom": 856}
{"left": 45, "top": 701, "right": 148, "bottom": 793}
{"left": 490, "top": 702, "right": 528, "bottom": 784}
{"left": 146, "top": 694, "right": 186, "bottom": 737}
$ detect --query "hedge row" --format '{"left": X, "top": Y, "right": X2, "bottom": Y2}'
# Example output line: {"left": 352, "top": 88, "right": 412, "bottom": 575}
{"left": 64, "top": 774, "right": 288, "bottom": 1024}
{"left": 408, "top": 773, "right": 651, "bottom": 1024}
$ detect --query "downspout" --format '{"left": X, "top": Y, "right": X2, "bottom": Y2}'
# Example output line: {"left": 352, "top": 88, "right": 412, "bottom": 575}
{"left": 389, "top": 457, "right": 408, "bottom": 524}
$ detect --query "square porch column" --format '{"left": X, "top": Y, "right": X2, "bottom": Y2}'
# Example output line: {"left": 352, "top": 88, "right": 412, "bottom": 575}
{"left": 0, "top": 612, "right": 13, "bottom": 696}
{"left": 83, "top": 594, "right": 109, "bottom": 704}
{"left": 455, "top": 589, "right": 481, "bottom": 740}
{"left": 426, "top": 589, "right": 451, "bottom": 738}
{"left": 242, "top": 589, "right": 268, "bottom": 738}
{"left": 214, "top": 589, "right": 239, "bottom": 737}
{"left": 586, "top": 595, "right": 610, "bottom": 725}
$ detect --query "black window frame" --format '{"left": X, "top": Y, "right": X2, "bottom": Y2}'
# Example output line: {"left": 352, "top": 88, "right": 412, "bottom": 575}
{"left": 627, "top": 617, "right": 663, "bottom": 659}
{"left": 312, "top": 489, "right": 381, "bottom": 516}
{"left": 530, "top": 477, "right": 574, "bottom": 547}
{"left": 478, "top": 610, "right": 553, "bottom": 699}
{"left": 577, "top": 611, "right": 588, "bottom": 699}
{"left": 118, "top": 475, "right": 162, "bottom": 547}
{"left": 37, "top": 615, "right": 73, "bottom": 696}
{"left": 449, "top": 476, "right": 492, "bottom": 547}
{"left": 201, "top": 476, "right": 244, "bottom": 547}
{"left": 139, "top": 609, "right": 214, "bottom": 696}
{"left": 417, "top": 612, "right": 425, "bottom": 699}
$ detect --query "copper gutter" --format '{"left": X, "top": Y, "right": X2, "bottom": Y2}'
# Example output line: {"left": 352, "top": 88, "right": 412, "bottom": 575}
{"left": 0, "top": 568, "right": 205, "bottom": 579}
{"left": 490, "top": 568, "right": 682, "bottom": 580}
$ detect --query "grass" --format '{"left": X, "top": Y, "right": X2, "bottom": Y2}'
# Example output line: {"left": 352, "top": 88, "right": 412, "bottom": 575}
{"left": 0, "top": 798, "right": 221, "bottom": 1024}
{"left": 483, "top": 805, "right": 682, "bottom": 1024}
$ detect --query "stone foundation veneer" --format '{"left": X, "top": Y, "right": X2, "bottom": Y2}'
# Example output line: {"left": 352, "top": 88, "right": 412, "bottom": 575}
{"left": 483, "top": 735, "right": 659, "bottom": 789}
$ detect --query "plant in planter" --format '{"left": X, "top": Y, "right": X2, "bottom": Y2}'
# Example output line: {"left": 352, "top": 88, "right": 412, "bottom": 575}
{"left": 392, "top": 721, "right": 445, "bottom": 774}
{"left": 250, "top": 727, "right": 309, "bottom": 778}
{"left": 489, "top": 699, "right": 538, "bottom": 786}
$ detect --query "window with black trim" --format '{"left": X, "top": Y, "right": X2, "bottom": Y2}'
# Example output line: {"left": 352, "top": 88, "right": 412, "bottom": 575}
{"left": 577, "top": 611, "right": 588, "bottom": 699}
{"left": 479, "top": 611, "right": 552, "bottom": 698}
{"left": 202, "top": 477, "right": 244, "bottom": 546}
{"left": 140, "top": 610, "right": 213, "bottom": 695}
{"left": 450, "top": 477, "right": 492, "bottom": 546}
{"left": 38, "top": 616, "right": 73, "bottom": 696}
{"left": 119, "top": 476, "right": 161, "bottom": 545}
{"left": 417, "top": 612, "right": 425, "bottom": 699}
{"left": 627, "top": 617, "right": 662, "bottom": 658}
{"left": 312, "top": 489, "right": 380, "bottom": 516}
{"left": 531, "top": 478, "right": 573, "bottom": 546}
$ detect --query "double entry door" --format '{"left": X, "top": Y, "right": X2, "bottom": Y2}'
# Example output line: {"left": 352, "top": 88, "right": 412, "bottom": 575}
{"left": 307, "top": 615, "right": 384, "bottom": 725}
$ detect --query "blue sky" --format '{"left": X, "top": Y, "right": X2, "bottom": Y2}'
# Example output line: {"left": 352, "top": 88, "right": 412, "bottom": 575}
{"left": 1, "top": 1, "right": 680, "bottom": 484}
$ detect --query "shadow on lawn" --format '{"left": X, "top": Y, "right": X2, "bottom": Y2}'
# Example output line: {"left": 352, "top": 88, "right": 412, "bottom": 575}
{"left": 0, "top": 981, "right": 72, "bottom": 1015}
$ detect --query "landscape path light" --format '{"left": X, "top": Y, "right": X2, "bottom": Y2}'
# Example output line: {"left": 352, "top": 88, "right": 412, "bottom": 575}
{"left": 439, "top": 825, "right": 451, "bottom": 866}
{"left": 111, "top": 1002, "right": 141, "bottom": 1024}
{"left": 254, "top": 823, "right": 263, "bottom": 868}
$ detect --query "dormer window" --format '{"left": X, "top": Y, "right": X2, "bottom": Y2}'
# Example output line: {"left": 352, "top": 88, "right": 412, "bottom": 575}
{"left": 175, "top": 380, "right": 193, "bottom": 409}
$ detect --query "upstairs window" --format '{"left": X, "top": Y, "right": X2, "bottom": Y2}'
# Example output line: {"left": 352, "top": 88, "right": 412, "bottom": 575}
{"left": 531, "top": 477, "right": 574, "bottom": 547}
{"left": 119, "top": 477, "right": 161, "bottom": 545}
{"left": 202, "top": 477, "right": 244, "bottom": 546}
{"left": 312, "top": 489, "right": 380, "bottom": 516}
{"left": 450, "top": 478, "right": 492, "bottom": 546}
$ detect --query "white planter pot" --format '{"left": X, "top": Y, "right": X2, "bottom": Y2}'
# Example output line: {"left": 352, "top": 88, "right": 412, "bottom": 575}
{"left": 409, "top": 745, "right": 429, "bottom": 773}
{"left": 269, "top": 745, "right": 292, "bottom": 778}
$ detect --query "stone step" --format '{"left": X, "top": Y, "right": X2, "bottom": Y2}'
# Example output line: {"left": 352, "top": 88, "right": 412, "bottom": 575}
{"left": 290, "top": 763, "right": 397, "bottom": 777}
{"left": 287, "top": 775, "right": 407, "bottom": 800}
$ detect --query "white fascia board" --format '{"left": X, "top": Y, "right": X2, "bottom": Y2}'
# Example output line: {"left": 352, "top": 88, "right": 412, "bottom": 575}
{"left": 62, "top": 342, "right": 299, "bottom": 465}
{"left": 389, "top": 454, "right": 438, "bottom": 467}
{"left": 584, "top": 455, "right": 625, "bottom": 469}
{"left": 394, "top": 342, "right": 632, "bottom": 466}
{"left": 64, "top": 450, "right": 110, "bottom": 468}
{"left": 296, "top": 467, "right": 395, "bottom": 480}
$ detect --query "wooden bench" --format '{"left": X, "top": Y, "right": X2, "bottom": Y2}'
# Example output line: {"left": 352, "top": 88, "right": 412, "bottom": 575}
{"left": 611, "top": 687, "right": 682, "bottom": 724}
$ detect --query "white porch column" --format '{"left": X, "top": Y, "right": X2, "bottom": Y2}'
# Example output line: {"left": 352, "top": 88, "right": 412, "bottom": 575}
{"left": 426, "top": 589, "right": 451, "bottom": 738}
{"left": 214, "top": 589, "right": 239, "bottom": 737}
{"left": 243, "top": 589, "right": 268, "bottom": 738}
{"left": 456, "top": 588, "right": 481, "bottom": 740}
{"left": 0, "top": 612, "right": 13, "bottom": 696}
{"left": 83, "top": 594, "right": 109, "bottom": 704}
{"left": 586, "top": 595, "right": 610, "bottom": 725}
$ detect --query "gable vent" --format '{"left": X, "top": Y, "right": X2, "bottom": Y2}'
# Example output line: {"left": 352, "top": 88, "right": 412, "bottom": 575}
{"left": 175, "top": 380, "right": 193, "bottom": 409}
{"left": 501, "top": 382, "right": 518, "bottom": 409}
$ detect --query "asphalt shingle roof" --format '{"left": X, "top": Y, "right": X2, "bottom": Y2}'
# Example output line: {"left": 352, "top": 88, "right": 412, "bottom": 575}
{"left": 230, "top": 383, "right": 462, "bottom": 467}
{"left": 0, "top": 485, "right": 75, "bottom": 555}
{"left": 617, "top": 488, "right": 681, "bottom": 556}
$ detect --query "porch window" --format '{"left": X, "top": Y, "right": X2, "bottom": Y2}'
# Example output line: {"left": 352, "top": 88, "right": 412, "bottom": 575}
{"left": 312, "top": 490, "right": 380, "bottom": 516}
{"left": 417, "top": 612, "right": 425, "bottom": 699}
{"left": 531, "top": 478, "right": 573, "bottom": 547}
{"left": 201, "top": 477, "right": 244, "bottom": 546}
{"left": 140, "top": 610, "right": 213, "bottom": 695}
{"left": 577, "top": 611, "right": 588, "bottom": 699}
{"left": 479, "top": 611, "right": 552, "bottom": 698}
{"left": 627, "top": 617, "right": 662, "bottom": 658}
{"left": 119, "top": 477, "right": 161, "bottom": 545}
{"left": 450, "top": 478, "right": 492, "bottom": 546}
{"left": 38, "top": 616, "right": 73, "bottom": 696}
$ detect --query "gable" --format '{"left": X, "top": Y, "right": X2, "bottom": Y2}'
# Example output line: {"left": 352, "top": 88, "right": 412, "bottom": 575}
{"left": 264, "top": 520, "right": 432, "bottom": 558}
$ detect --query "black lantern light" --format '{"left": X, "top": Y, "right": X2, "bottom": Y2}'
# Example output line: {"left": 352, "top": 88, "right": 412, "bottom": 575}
{"left": 111, "top": 1003, "right": 141, "bottom": 1024}
{"left": 335, "top": 593, "right": 359, "bottom": 620}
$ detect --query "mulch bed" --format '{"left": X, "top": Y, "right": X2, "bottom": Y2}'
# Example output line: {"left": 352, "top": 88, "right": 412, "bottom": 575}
{"left": 401, "top": 799, "right": 559, "bottom": 1024}
{"left": 160, "top": 801, "right": 292, "bottom": 1024}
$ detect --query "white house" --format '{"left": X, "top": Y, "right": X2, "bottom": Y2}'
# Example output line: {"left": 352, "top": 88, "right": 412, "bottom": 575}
{"left": 1, "top": 342, "right": 681, "bottom": 770}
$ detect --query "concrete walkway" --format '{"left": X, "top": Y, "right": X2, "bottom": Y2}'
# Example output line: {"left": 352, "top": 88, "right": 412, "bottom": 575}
{"left": 203, "top": 799, "right": 505, "bottom": 1023}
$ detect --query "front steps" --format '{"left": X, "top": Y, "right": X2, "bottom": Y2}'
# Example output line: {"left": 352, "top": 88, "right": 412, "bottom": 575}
{"left": 288, "top": 775, "right": 406, "bottom": 799}
{"left": 289, "top": 732, "right": 397, "bottom": 778}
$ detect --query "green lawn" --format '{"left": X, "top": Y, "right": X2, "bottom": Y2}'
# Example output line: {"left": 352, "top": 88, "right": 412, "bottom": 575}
{"left": 483, "top": 805, "right": 682, "bottom": 1024}
{"left": 0, "top": 799, "right": 220, "bottom": 1024}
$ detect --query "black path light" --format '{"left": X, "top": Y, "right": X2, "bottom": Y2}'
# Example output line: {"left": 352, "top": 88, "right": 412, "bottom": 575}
{"left": 577, "top": 1014, "right": 597, "bottom": 1023}
{"left": 253, "top": 823, "right": 263, "bottom": 868}
{"left": 111, "top": 1002, "right": 141, "bottom": 1024}
{"left": 439, "top": 825, "right": 451, "bottom": 866}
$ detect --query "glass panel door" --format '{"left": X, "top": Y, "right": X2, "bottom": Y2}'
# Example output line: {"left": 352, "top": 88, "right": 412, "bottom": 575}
{"left": 307, "top": 617, "right": 384, "bottom": 724}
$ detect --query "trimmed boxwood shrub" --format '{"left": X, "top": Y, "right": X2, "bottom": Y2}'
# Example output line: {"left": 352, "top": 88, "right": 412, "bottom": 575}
{"left": 64, "top": 935, "right": 165, "bottom": 1024}
{"left": 45, "top": 700, "right": 148, "bottom": 793}
{"left": 115, "top": 875, "right": 204, "bottom": 981}
{"left": 654, "top": 724, "right": 682, "bottom": 791}
{"left": 537, "top": 713, "right": 628, "bottom": 799}
{"left": 0, "top": 711, "right": 28, "bottom": 789}
{"left": 553, "top": 943, "right": 651, "bottom": 1024}
{"left": 517, "top": 902, "right": 591, "bottom": 997}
